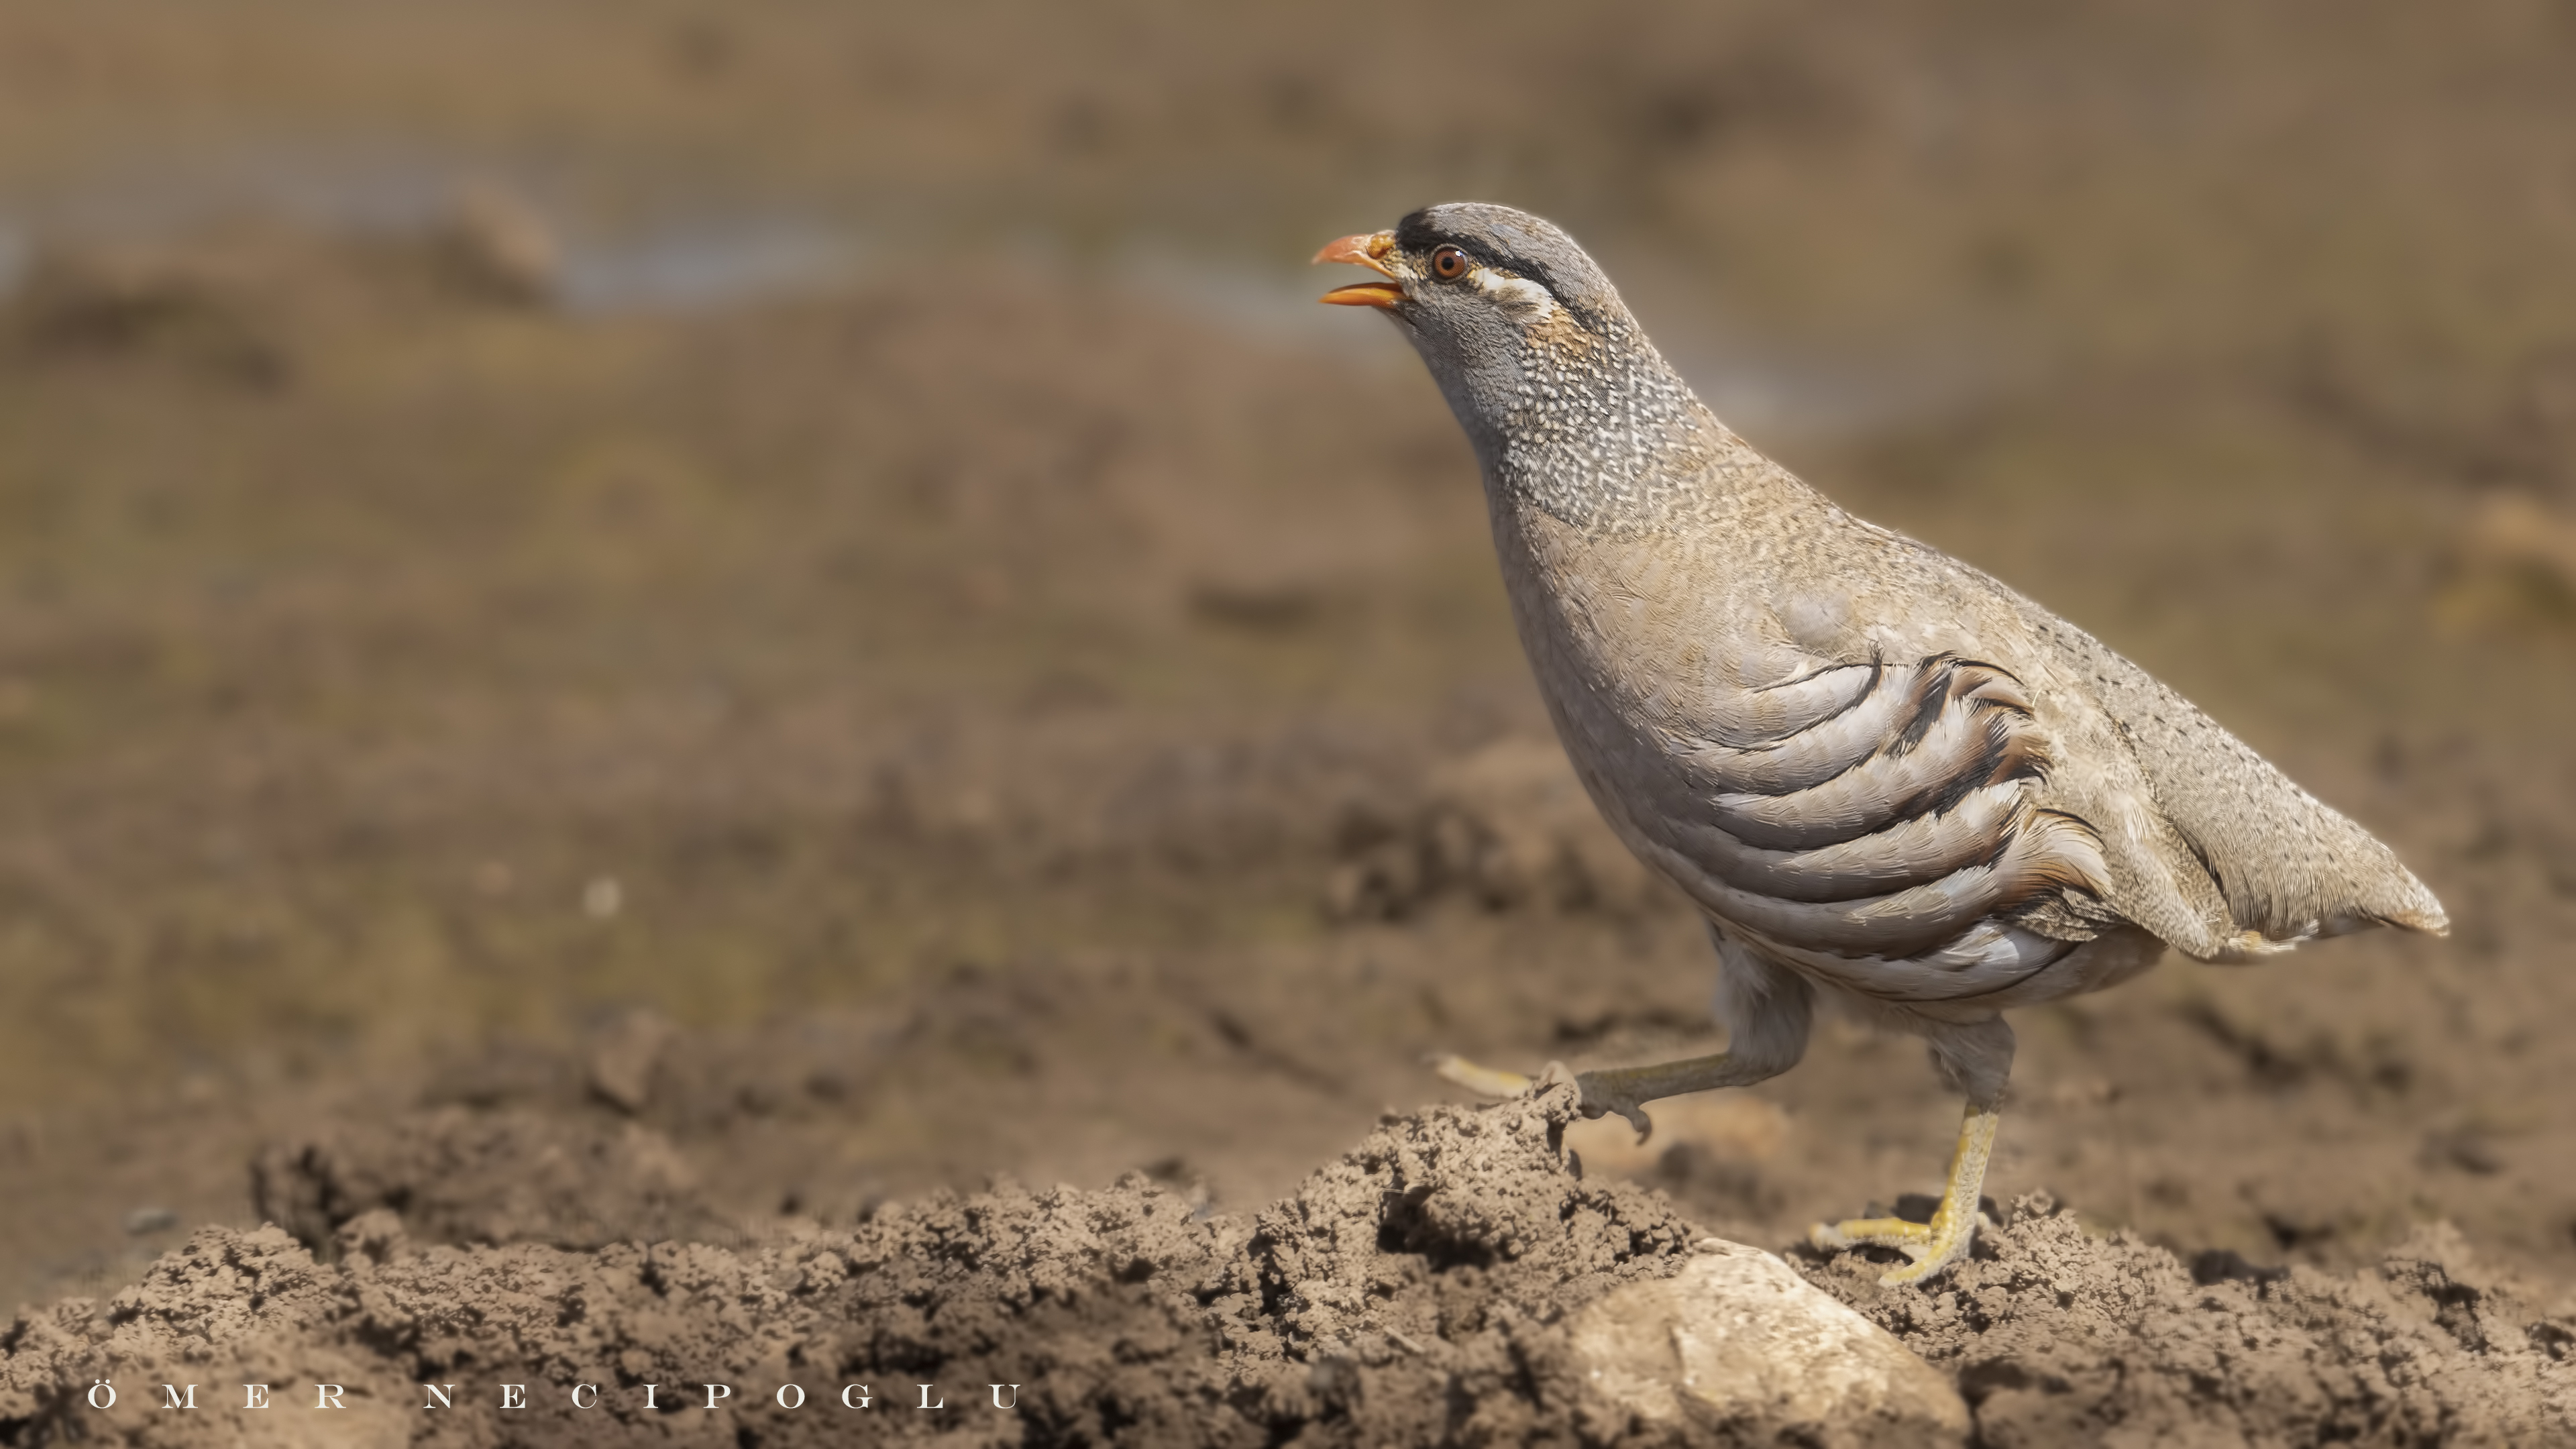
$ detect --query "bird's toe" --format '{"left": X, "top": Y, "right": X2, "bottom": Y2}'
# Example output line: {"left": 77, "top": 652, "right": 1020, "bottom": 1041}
{"left": 1810, "top": 1214, "right": 1934, "bottom": 1253}
{"left": 1875, "top": 1216, "right": 1978, "bottom": 1286}
{"left": 1809, "top": 1210, "right": 1981, "bottom": 1287}
{"left": 1427, "top": 1053, "right": 1538, "bottom": 1099}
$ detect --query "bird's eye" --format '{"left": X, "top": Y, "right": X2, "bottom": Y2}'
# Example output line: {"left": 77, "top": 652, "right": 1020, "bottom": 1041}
{"left": 1430, "top": 246, "right": 1468, "bottom": 281}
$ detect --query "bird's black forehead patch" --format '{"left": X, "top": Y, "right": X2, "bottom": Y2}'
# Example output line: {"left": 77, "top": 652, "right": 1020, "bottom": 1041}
{"left": 1395, "top": 202, "right": 1620, "bottom": 324}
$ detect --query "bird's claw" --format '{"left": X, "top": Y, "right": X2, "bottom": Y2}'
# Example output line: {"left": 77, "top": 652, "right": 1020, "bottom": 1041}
{"left": 1572, "top": 1073, "right": 1655, "bottom": 1143}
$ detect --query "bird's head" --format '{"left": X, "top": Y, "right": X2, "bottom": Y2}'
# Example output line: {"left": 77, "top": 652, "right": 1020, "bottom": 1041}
{"left": 1313, "top": 202, "right": 1713, "bottom": 520}
{"left": 1312, "top": 201, "right": 1629, "bottom": 345}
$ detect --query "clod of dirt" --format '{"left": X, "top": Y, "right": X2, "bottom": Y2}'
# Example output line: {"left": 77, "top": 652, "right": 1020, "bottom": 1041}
{"left": 1326, "top": 736, "right": 1670, "bottom": 922}
{"left": 1806, "top": 1195, "right": 2576, "bottom": 1446}
{"left": 585, "top": 1008, "right": 676, "bottom": 1114}
{"left": 2437, "top": 490, "right": 2576, "bottom": 635}
{"left": 431, "top": 181, "right": 561, "bottom": 306}
{"left": 2, "top": 1085, "right": 1953, "bottom": 1448}
{"left": 248, "top": 1106, "right": 727, "bottom": 1256}
{"left": 0, "top": 244, "right": 290, "bottom": 388}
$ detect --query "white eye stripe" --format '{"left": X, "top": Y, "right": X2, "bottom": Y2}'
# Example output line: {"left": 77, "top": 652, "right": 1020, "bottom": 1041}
{"left": 1473, "top": 270, "right": 1558, "bottom": 316}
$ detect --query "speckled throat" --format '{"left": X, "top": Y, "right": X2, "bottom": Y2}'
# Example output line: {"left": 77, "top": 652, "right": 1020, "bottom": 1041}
{"left": 1481, "top": 315, "right": 1733, "bottom": 535}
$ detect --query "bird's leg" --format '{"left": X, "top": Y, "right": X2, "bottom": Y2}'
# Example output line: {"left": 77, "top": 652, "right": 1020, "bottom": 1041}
{"left": 1432, "top": 926, "right": 1813, "bottom": 1138}
{"left": 1810, "top": 1016, "right": 2013, "bottom": 1287}
{"left": 1809, "top": 1096, "right": 2001, "bottom": 1285}
{"left": 1428, "top": 1049, "right": 1786, "bottom": 1140}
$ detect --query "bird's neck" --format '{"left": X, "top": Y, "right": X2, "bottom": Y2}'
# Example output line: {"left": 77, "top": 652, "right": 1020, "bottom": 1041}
{"left": 1473, "top": 324, "right": 1735, "bottom": 533}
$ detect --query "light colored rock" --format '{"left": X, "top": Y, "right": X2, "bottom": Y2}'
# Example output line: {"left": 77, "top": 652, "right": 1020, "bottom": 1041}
{"left": 1572, "top": 1238, "right": 1968, "bottom": 1446}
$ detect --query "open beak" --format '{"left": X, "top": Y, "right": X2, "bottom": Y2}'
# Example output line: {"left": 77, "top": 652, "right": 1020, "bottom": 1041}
{"left": 1312, "top": 231, "right": 1403, "bottom": 310}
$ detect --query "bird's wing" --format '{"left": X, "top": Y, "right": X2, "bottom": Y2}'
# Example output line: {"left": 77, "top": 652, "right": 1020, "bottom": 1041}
{"left": 2021, "top": 612, "right": 2449, "bottom": 956}
{"left": 1797, "top": 521, "right": 2446, "bottom": 964}
{"left": 1619, "top": 654, "right": 2121, "bottom": 1003}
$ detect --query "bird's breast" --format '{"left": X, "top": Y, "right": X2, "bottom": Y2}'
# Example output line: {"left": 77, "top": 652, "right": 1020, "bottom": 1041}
{"left": 1494, "top": 515, "right": 1790, "bottom": 749}
{"left": 1487, "top": 503, "right": 2118, "bottom": 998}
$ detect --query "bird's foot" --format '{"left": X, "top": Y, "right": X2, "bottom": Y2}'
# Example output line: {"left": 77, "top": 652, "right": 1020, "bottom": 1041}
{"left": 1426, "top": 1054, "right": 1656, "bottom": 1140}
{"left": 1807, "top": 1205, "right": 1989, "bottom": 1287}
{"left": 1809, "top": 1100, "right": 2002, "bottom": 1288}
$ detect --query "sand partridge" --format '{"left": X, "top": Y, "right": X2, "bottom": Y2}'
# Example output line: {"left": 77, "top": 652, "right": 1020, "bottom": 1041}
{"left": 1313, "top": 203, "right": 2447, "bottom": 1284}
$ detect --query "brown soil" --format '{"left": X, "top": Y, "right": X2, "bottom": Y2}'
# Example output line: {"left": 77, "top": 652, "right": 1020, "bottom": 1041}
{"left": 2, "top": 1081, "right": 1707, "bottom": 1447}
{"left": 6, "top": 1073, "right": 2571, "bottom": 1445}
{"left": 1821, "top": 1205, "right": 2576, "bottom": 1446}
{"left": 3, "top": 3, "right": 2576, "bottom": 1444}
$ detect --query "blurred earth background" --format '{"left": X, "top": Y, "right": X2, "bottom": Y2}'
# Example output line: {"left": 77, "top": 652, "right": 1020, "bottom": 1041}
{"left": 1, "top": 0, "right": 2574, "bottom": 1326}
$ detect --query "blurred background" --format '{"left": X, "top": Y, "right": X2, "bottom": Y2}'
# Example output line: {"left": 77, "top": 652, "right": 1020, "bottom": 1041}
{"left": 1, "top": 0, "right": 2573, "bottom": 1311}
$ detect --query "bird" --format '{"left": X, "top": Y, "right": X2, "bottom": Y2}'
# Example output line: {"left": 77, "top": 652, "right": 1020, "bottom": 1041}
{"left": 1311, "top": 203, "right": 2448, "bottom": 1285}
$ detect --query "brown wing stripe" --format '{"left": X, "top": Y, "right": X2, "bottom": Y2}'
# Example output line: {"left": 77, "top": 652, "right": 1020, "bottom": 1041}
{"left": 1658, "top": 784, "right": 2027, "bottom": 904}
{"left": 1642, "top": 650, "right": 2112, "bottom": 971}
{"left": 1696, "top": 667, "right": 2049, "bottom": 847}
{"left": 1640, "top": 807, "right": 2110, "bottom": 959}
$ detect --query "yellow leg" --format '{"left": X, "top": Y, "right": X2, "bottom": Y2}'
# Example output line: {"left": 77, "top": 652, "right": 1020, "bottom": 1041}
{"left": 1809, "top": 1099, "right": 2000, "bottom": 1287}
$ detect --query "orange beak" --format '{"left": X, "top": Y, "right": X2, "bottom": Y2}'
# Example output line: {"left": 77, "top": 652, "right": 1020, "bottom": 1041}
{"left": 1312, "top": 231, "right": 1403, "bottom": 310}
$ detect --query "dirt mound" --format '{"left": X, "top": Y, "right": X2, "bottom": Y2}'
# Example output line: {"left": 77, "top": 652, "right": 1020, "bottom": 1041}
{"left": 7, "top": 1078, "right": 2573, "bottom": 1446}
{"left": 1, "top": 1087, "right": 1715, "bottom": 1447}
{"left": 1809, "top": 1196, "right": 2576, "bottom": 1446}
